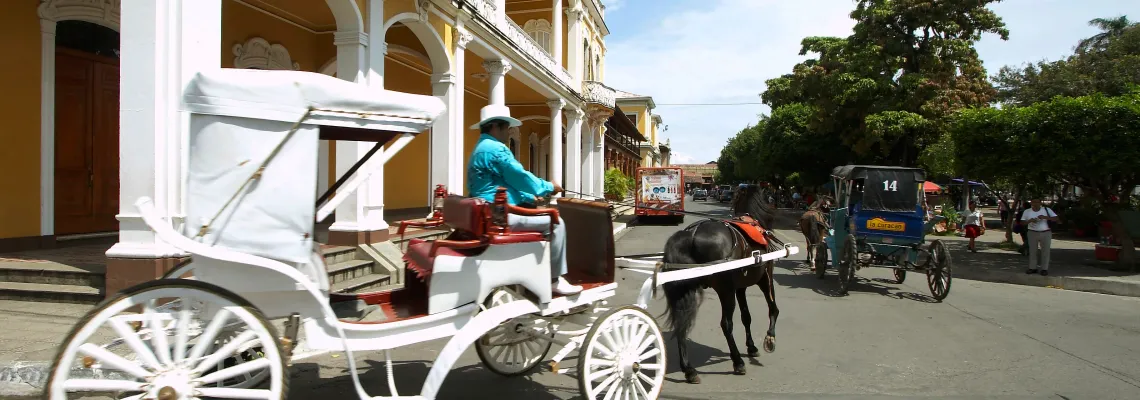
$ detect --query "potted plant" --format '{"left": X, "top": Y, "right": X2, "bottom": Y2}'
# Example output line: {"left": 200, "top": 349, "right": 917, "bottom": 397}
{"left": 604, "top": 168, "right": 631, "bottom": 201}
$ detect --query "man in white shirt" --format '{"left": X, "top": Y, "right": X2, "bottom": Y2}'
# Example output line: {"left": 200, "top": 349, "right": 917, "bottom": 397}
{"left": 1020, "top": 198, "right": 1060, "bottom": 276}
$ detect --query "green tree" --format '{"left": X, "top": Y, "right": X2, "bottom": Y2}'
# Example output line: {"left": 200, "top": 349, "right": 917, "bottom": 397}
{"left": 952, "top": 93, "right": 1140, "bottom": 269}
{"left": 761, "top": 0, "right": 1009, "bottom": 167}
{"left": 995, "top": 21, "right": 1140, "bottom": 106}
{"left": 1077, "top": 15, "right": 1134, "bottom": 53}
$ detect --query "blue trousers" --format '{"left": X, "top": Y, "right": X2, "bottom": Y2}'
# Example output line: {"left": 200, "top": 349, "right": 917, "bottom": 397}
{"left": 508, "top": 214, "right": 567, "bottom": 280}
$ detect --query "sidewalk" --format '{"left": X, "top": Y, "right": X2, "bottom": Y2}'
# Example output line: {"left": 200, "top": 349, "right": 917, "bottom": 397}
{"left": 935, "top": 221, "right": 1140, "bottom": 298}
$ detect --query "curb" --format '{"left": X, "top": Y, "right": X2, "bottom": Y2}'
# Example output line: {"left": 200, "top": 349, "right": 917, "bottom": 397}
{"left": 612, "top": 222, "right": 630, "bottom": 242}
{"left": 954, "top": 267, "right": 1140, "bottom": 298}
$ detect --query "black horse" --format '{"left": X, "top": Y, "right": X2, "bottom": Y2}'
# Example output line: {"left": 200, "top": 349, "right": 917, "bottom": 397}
{"left": 661, "top": 185, "right": 780, "bottom": 384}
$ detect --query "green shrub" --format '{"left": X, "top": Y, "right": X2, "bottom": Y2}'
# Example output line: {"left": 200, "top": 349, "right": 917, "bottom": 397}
{"left": 604, "top": 168, "right": 632, "bottom": 199}
{"left": 940, "top": 199, "right": 962, "bottom": 227}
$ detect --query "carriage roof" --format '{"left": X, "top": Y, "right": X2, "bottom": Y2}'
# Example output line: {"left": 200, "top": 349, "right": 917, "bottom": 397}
{"left": 830, "top": 165, "right": 925, "bottom": 182}
{"left": 182, "top": 68, "right": 446, "bottom": 136}
{"left": 179, "top": 69, "right": 446, "bottom": 265}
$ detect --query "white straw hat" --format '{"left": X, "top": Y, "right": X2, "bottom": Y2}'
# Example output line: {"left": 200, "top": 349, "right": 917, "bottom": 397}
{"left": 470, "top": 104, "right": 523, "bottom": 130}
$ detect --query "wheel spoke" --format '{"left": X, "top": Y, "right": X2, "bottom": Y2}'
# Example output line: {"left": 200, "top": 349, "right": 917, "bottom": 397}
{"left": 593, "top": 373, "right": 621, "bottom": 399}
{"left": 148, "top": 308, "right": 173, "bottom": 367}
{"left": 198, "top": 357, "right": 271, "bottom": 385}
{"left": 77, "top": 343, "right": 153, "bottom": 379}
{"left": 602, "top": 326, "right": 622, "bottom": 352}
{"left": 636, "top": 371, "right": 655, "bottom": 385}
{"left": 108, "top": 317, "right": 162, "bottom": 371}
{"left": 591, "top": 339, "right": 617, "bottom": 359}
{"left": 638, "top": 363, "right": 664, "bottom": 371}
{"left": 633, "top": 333, "right": 656, "bottom": 357}
{"left": 62, "top": 378, "right": 144, "bottom": 392}
{"left": 587, "top": 366, "right": 616, "bottom": 381}
{"left": 196, "top": 387, "right": 275, "bottom": 399}
{"left": 192, "top": 330, "right": 259, "bottom": 375}
{"left": 186, "top": 308, "right": 232, "bottom": 364}
{"left": 605, "top": 381, "right": 623, "bottom": 400}
{"left": 587, "top": 358, "right": 615, "bottom": 368}
{"left": 174, "top": 308, "right": 192, "bottom": 364}
{"left": 636, "top": 347, "right": 660, "bottom": 362}
{"left": 633, "top": 378, "right": 652, "bottom": 400}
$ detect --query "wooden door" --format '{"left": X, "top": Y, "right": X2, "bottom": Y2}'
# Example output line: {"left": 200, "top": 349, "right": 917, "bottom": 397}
{"left": 55, "top": 49, "right": 119, "bottom": 235}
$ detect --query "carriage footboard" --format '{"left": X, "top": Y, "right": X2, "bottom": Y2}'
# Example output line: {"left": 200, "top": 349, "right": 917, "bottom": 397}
{"left": 615, "top": 246, "right": 800, "bottom": 309}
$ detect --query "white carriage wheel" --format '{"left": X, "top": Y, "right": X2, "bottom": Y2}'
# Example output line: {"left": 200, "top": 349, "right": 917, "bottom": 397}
{"left": 578, "top": 306, "right": 666, "bottom": 400}
{"left": 96, "top": 281, "right": 272, "bottom": 390}
{"left": 46, "top": 279, "right": 288, "bottom": 400}
{"left": 475, "top": 286, "right": 554, "bottom": 376}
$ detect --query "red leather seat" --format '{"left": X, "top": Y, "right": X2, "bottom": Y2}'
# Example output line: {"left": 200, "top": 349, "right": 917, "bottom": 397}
{"left": 402, "top": 195, "right": 548, "bottom": 282}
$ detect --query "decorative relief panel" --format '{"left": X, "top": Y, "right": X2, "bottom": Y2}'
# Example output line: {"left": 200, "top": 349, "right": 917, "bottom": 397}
{"left": 582, "top": 80, "right": 616, "bottom": 109}
{"left": 233, "top": 37, "right": 301, "bottom": 70}
{"left": 39, "top": 0, "right": 122, "bottom": 30}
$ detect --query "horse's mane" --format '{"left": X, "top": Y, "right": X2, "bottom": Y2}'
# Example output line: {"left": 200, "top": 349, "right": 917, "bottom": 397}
{"left": 731, "top": 185, "right": 777, "bottom": 228}
{"left": 807, "top": 195, "right": 835, "bottom": 212}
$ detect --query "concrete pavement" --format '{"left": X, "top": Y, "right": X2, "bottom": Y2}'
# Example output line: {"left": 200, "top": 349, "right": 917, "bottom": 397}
{"left": 2, "top": 199, "right": 1139, "bottom": 399}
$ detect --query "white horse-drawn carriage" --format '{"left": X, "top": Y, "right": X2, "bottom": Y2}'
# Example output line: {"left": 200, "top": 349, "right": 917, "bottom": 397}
{"left": 46, "top": 69, "right": 797, "bottom": 400}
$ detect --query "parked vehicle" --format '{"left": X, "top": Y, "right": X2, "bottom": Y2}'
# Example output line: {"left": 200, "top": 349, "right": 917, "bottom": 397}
{"left": 718, "top": 188, "right": 734, "bottom": 202}
{"left": 693, "top": 189, "right": 708, "bottom": 201}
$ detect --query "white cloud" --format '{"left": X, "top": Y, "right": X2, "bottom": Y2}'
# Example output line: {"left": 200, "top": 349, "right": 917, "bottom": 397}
{"left": 604, "top": 0, "right": 856, "bottom": 163}
{"left": 603, "top": 0, "right": 625, "bottom": 12}
{"left": 670, "top": 151, "right": 697, "bottom": 164}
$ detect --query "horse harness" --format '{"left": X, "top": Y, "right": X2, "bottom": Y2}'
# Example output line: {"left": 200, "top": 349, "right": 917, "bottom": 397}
{"left": 650, "top": 216, "right": 784, "bottom": 296}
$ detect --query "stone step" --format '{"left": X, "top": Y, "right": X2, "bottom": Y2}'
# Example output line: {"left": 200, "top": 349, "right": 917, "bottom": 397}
{"left": 0, "top": 262, "right": 104, "bottom": 287}
{"left": 0, "top": 281, "right": 102, "bottom": 305}
{"left": 321, "top": 245, "right": 357, "bottom": 266}
{"left": 326, "top": 259, "right": 376, "bottom": 285}
{"left": 330, "top": 273, "right": 392, "bottom": 294}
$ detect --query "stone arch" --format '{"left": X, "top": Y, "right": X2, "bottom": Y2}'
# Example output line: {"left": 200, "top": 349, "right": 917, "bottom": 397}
{"left": 325, "top": 0, "right": 364, "bottom": 32}
{"left": 38, "top": 0, "right": 122, "bottom": 237}
{"left": 384, "top": 13, "right": 451, "bottom": 75}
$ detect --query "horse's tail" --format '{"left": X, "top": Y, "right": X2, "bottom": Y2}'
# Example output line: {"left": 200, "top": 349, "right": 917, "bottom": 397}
{"left": 661, "top": 223, "right": 705, "bottom": 339}
{"left": 807, "top": 213, "right": 821, "bottom": 246}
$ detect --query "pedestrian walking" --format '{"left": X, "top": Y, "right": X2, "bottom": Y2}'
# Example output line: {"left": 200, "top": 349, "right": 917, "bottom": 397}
{"left": 963, "top": 201, "right": 985, "bottom": 252}
{"left": 998, "top": 199, "right": 1009, "bottom": 227}
{"left": 1014, "top": 201, "right": 1031, "bottom": 255}
{"left": 1021, "top": 198, "right": 1060, "bottom": 276}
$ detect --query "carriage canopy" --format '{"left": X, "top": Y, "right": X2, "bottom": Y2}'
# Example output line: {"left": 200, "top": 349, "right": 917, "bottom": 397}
{"left": 180, "top": 69, "right": 445, "bottom": 264}
{"left": 831, "top": 165, "right": 925, "bottom": 213}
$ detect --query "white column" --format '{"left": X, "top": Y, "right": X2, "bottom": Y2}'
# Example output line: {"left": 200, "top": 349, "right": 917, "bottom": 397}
{"left": 331, "top": 28, "right": 383, "bottom": 233}
{"left": 548, "top": 100, "right": 565, "bottom": 191}
{"left": 39, "top": 19, "right": 56, "bottom": 236}
{"left": 552, "top": 0, "right": 563, "bottom": 68}
{"left": 580, "top": 124, "right": 594, "bottom": 197}
{"left": 109, "top": 0, "right": 222, "bottom": 258}
{"left": 430, "top": 72, "right": 456, "bottom": 202}
{"left": 564, "top": 108, "right": 584, "bottom": 197}
{"left": 594, "top": 124, "right": 606, "bottom": 197}
{"left": 452, "top": 23, "right": 473, "bottom": 192}
{"left": 565, "top": 3, "right": 584, "bottom": 85}
{"left": 484, "top": 60, "right": 510, "bottom": 106}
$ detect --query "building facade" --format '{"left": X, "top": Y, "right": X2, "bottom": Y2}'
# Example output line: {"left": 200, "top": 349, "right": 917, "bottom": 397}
{"left": 1, "top": 0, "right": 619, "bottom": 294}
{"left": 675, "top": 162, "right": 718, "bottom": 191}
{"left": 603, "top": 105, "right": 644, "bottom": 176}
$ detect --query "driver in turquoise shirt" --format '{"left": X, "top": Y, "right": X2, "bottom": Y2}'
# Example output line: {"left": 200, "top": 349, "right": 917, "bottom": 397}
{"left": 467, "top": 106, "right": 582, "bottom": 296}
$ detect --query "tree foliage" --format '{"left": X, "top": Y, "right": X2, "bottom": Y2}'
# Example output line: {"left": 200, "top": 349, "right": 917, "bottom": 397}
{"left": 744, "top": 0, "right": 1009, "bottom": 183}
{"left": 951, "top": 92, "right": 1140, "bottom": 267}
{"left": 995, "top": 21, "right": 1140, "bottom": 106}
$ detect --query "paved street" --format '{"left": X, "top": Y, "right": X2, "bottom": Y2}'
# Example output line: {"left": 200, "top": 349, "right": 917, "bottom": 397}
{"left": 274, "top": 199, "right": 1140, "bottom": 399}
{"left": 3, "top": 199, "right": 1140, "bottom": 399}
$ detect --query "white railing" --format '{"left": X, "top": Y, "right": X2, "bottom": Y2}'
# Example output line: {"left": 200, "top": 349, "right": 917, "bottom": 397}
{"left": 467, "top": 0, "right": 575, "bottom": 86}
{"left": 582, "top": 80, "right": 616, "bottom": 109}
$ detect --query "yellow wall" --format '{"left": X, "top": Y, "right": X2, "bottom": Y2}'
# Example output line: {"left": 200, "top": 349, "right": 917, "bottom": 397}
{"left": 0, "top": 1, "right": 44, "bottom": 239}
{"left": 222, "top": 0, "right": 334, "bottom": 71}
{"left": 381, "top": 58, "right": 433, "bottom": 209}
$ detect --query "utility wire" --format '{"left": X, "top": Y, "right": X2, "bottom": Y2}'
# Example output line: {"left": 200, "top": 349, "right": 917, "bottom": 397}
{"left": 654, "top": 102, "right": 767, "bottom": 106}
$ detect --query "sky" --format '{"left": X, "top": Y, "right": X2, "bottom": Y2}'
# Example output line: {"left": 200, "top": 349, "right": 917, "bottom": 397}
{"left": 601, "top": 0, "right": 1140, "bottom": 165}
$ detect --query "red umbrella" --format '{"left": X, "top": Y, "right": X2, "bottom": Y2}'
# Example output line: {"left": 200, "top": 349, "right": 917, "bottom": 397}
{"left": 923, "top": 181, "right": 943, "bottom": 193}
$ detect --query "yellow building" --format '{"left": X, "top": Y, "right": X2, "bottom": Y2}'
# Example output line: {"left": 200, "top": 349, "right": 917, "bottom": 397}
{"left": 613, "top": 89, "right": 668, "bottom": 168}
{"left": 0, "top": 0, "right": 619, "bottom": 296}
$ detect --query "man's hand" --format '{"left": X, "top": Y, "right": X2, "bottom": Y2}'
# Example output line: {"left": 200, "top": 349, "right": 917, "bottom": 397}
{"left": 552, "top": 183, "right": 564, "bottom": 194}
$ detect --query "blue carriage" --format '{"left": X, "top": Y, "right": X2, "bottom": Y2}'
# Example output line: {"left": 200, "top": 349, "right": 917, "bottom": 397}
{"left": 819, "top": 165, "right": 952, "bottom": 300}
